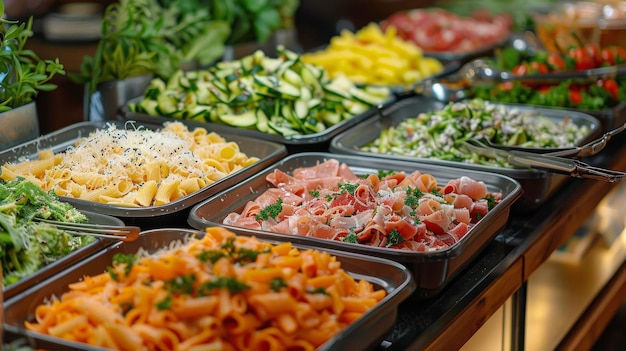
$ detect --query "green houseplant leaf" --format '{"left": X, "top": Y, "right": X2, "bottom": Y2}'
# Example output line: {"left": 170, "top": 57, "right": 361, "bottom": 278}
{"left": 0, "top": 7, "right": 65, "bottom": 113}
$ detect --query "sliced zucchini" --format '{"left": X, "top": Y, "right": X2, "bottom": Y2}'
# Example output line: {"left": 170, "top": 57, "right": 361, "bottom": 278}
{"left": 256, "top": 108, "right": 269, "bottom": 133}
{"left": 137, "top": 99, "right": 158, "bottom": 115}
{"left": 294, "top": 100, "right": 309, "bottom": 120}
{"left": 349, "top": 86, "right": 385, "bottom": 106}
{"left": 219, "top": 110, "right": 257, "bottom": 128}
{"left": 268, "top": 119, "right": 300, "bottom": 137}
{"left": 282, "top": 69, "right": 304, "bottom": 88}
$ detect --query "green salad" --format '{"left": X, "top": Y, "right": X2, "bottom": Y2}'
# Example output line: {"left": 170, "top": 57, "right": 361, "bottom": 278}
{"left": 361, "top": 98, "right": 590, "bottom": 168}
{"left": 0, "top": 177, "right": 94, "bottom": 286}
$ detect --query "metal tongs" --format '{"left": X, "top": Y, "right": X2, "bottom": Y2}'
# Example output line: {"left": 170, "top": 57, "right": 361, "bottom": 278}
{"left": 462, "top": 140, "right": 625, "bottom": 182}
{"left": 399, "top": 58, "right": 626, "bottom": 101}
{"left": 477, "top": 122, "right": 626, "bottom": 158}
{"left": 33, "top": 218, "right": 141, "bottom": 242}
{"left": 450, "top": 59, "right": 626, "bottom": 86}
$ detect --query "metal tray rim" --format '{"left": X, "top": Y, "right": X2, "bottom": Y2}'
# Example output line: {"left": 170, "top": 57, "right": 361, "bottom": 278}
{"left": 187, "top": 152, "right": 523, "bottom": 262}
{"left": 0, "top": 120, "right": 288, "bottom": 219}
{"left": 3, "top": 227, "right": 417, "bottom": 351}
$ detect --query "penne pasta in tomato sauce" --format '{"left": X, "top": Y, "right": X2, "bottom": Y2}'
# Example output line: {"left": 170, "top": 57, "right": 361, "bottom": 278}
{"left": 223, "top": 159, "right": 503, "bottom": 251}
{"left": 25, "top": 227, "right": 386, "bottom": 351}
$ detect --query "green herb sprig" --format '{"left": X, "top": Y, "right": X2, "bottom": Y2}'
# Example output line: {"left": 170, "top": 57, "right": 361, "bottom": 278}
{"left": 0, "top": 4, "right": 65, "bottom": 112}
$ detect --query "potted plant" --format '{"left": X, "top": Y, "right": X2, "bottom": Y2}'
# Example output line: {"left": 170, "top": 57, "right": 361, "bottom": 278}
{"left": 0, "top": 1, "right": 65, "bottom": 150}
{"left": 72, "top": 0, "right": 230, "bottom": 121}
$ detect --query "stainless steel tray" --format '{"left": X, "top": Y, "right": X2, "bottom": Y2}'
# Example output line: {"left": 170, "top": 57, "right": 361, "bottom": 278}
{"left": 120, "top": 97, "right": 395, "bottom": 154}
{"left": 0, "top": 121, "right": 287, "bottom": 228}
{"left": 329, "top": 96, "right": 603, "bottom": 211}
{"left": 3, "top": 228, "right": 416, "bottom": 351}
{"left": 3, "top": 210, "right": 123, "bottom": 301}
{"left": 187, "top": 152, "right": 522, "bottom": 298}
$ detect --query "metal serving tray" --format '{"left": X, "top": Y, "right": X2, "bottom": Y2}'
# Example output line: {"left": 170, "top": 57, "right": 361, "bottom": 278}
{"left": 3, "top": 228, "right": 416, "bottom": 351}
{"left": 3, "top": 210, "right": 123, "bottom": 301}
{"left": 0, "top": 121, "right": 287, "bottom": 229}
{"left": 329, "top": 96, "right": 602, "bottom": 211}
{"left": 187, "top": 152, "right": 522, "bottom": 298}
{"left": 120, "top": 96, "right": 395, "bottom": 154}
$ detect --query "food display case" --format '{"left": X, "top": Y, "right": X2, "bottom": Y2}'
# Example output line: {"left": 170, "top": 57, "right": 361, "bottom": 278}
{"left": 3, "top": 1, "right": 626, "bottom": 350}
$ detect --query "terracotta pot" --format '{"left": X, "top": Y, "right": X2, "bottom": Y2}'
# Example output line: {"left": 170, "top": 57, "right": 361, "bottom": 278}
{"left": 0, "top": 101, "right": 39, "bottom": 151}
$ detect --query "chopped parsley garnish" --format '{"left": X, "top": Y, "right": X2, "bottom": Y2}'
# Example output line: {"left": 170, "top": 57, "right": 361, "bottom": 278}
{"left": 106, "top": 266, "right": 119, "bottom": 281}
{"left": 406, "top": 186, "right": 423, "bottom": 198}
{"left": 164, "top": 274, "right": 196, "bottom": 295}
{"left": 377, "top": 169, "right": 395, "bottom": 178}
{"left": 112, "top": 253, "right": 136, "bottom": 276}
{"left": 197, "top": 277, "right": 250, "bottom": 296}
{"left": 269, "top": 277, "right": 288, "bottom": 292}
{"left": 255, "top": 198, "right": 283, "bottom": 221}
{"left": 342, "top": 230, "right": 359, "bottom": 243}
{"left": 386, "top": 228, "right": 405, "bottom": 247}
{"left": 325, "top": 194, "right": 333, "bottom": 202}
{"left": 198, "top": 237, "right": 269, "bottom": 264}
{"left": 309, "top": 190, "right": 320, "bottom": 198}
{"left": 197, "top": 250, "right": 227, "bottom": 263}
{"left": 430, "top": 188, "right": 443, "bottom": 197}
{"left": 307, "top": 287, "right": 330, "bottom": 295}
{"left": 404, "top": 194, "right": 419, "bottom": 208}
{"left": 338, "top": 182, "right": 358, "bottom": 195}
{"left": 156, "top": 295, "right": 172, "bottom": 310}
{"left": 482, "top": 194, "right": 497, "bottom": 210}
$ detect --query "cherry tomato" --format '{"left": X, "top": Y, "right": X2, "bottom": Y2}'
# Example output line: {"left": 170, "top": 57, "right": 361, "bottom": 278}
{"left": 598, "top": 79, "right": 619, "bottom": 100}
{"left": 585, "top": 44, "right": 602, "bottom": 66}
{"left": 569, "top": 89, "right": 582, "bottom": 105}
{"left": 600, "top": 46, "right": 626, "bottom": 66}
{"left": 601, "top": 47, "right": 616, "bottom": 66}
{"left": 568, "top": 47, "right": 595, "bottom": 70}
{"left": 613, "top": 46, "right": 626, "bottom": 64}
{"left": 512, "top": 64, "right": 527, "bottom": 76}
{"left": 529, "top": 61, "right": 549, "bottom": 74}
{"left": 546, "top": 54, "right": 566, "bottom": 71}
{"left": 498, "top": 81, "right": 515, "bottom": 91}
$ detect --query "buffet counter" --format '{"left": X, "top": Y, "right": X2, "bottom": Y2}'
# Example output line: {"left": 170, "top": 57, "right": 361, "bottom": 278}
{"left": 377, "top": 132, "right": 626, "bottom": 350}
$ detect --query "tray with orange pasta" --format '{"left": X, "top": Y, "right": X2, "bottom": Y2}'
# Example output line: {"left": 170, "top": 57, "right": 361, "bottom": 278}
{"left": 0, "top": 120, "right": 287, "bottom": 228}
{"left": 2, "top": 227, "right": 416, "bottom": 351}
{"left": 187, "top": 152, "right": 522, "bottom": 298}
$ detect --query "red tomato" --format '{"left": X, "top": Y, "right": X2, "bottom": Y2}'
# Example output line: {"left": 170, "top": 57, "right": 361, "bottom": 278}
{"left": 529, "top": 61, "right": 549, "bottom": 74}
{"left": 498, "top": 81, "right": 515, "bottom": 91}
{"left": 585, "top": 44, "right": 602, "bottom": 66}
{"left": 598, "top": 79, "right": 619, "bottom": 100}
{"left": 568, "top": 47, "right": 596, "bottom": 70}
{"left": 512, "top": 64, "right": 527, "bottom": 76}
{"left": 601, "top": 47, "right": 616, "bottom": 66}
{"left": 600, "top": 46, "right": 626, "bottom": 66}
{"left": 569, "top": 89, "right": 582, "bottom": 105}
{"left": 546, "top": 54, "right": 566, "bottom": 71}
{"left": 613, "top": 46, "right": 626, "bottom": 64}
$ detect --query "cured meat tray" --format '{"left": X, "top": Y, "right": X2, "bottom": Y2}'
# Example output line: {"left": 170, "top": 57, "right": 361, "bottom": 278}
{"left": 0, "top": 121, "right": 287, "bottom": 228}
{"left": 2, "top": 228, "right": 416, "bottom": 351}
{"left": 3, "top": 210, "right": 123, "bottom": 301}
{"left": 329, "top": 96, "right": 602, "bottom": 211}
{"left": 187, "top": 152, "right": 522, "bottom": 298}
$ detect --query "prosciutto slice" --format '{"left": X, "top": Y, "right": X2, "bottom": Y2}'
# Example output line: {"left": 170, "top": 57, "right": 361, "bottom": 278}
{"left": 224, "top": 160, "right": 502, "bottom": 252}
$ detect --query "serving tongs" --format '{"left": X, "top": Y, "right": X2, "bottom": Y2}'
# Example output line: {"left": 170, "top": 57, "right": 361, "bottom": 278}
{"left": 473, "top": 121, "right": 626, "bottom": 158}
{"left": 462, "top": 140, "right": 625, "bottom": 182}
{"left": 397, "top": 59, "right": 626, "bottom": 101}
{"left": 33, "top": 218, "right": 141, "bottom": 242}
{"left": 448, "top": 59, "right": 626, "bottom": 86}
